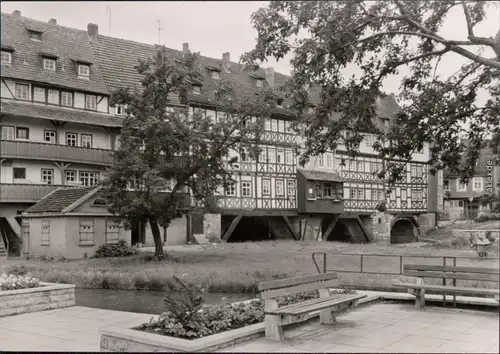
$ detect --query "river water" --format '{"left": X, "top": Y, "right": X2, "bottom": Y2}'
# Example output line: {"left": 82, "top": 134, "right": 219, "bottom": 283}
{"left": 75, "top": 288, "right": 256, "bottom": 315}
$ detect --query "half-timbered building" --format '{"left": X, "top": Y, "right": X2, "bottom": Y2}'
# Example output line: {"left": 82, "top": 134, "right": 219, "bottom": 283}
{"left": 0, "top": 10, "right": 439, "bottom": 258}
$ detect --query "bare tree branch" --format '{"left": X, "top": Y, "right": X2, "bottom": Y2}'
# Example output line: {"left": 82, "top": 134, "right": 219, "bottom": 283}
{"left": 394, "top": 0, "right": 500, "bottom": 68}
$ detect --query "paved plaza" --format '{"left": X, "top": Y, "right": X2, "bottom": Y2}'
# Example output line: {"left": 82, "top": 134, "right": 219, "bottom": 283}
{"left": 0, "top": 303, "right": 498, "bottom": 352}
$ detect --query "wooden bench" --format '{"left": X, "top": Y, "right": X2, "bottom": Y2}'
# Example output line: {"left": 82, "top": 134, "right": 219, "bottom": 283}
{"left": 258, "top": 273, "right": 366, "bottom": 342}
{"left": 394, "top": 264, "right": 500, "bottom": 308}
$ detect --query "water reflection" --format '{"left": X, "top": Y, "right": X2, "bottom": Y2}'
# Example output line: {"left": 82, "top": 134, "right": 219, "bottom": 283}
{"left": 75, "top": 288, "right": 255, "bottom": 315}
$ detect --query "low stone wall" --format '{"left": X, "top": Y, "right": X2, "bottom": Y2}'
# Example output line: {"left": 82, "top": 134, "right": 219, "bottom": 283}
{"left": 0, "top": 282, "right": 75, "bottom": 317}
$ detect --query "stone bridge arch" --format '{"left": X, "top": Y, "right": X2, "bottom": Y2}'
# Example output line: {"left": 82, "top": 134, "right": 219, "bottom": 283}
{"left": 390, "top": 215, "right": 421, "bottom": 244}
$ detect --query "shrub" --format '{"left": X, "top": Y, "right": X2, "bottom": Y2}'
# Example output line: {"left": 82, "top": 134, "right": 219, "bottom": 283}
{"left": 5, "top": 264, "right": 31, "bottom": 276}
{"left": 93, "top": 240, "right": 138, "bottom": 258}
{"left": 0, "top": 273, "right": 40, "bottom": 291}
{"left": 136, "top": 285, "right": 354, "bottom": 339}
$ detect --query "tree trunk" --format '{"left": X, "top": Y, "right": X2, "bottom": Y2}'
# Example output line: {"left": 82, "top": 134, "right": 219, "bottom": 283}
{"left": 149, "top": 218, "right": 164, "bottom": 256}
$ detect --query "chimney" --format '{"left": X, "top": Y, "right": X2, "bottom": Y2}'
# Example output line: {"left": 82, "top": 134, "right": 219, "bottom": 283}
{"left": 182, "top": 43, "right": 189, "bottom": 54}
{"left": 222, "top": 52, "right": 231, "bottom": 73}
{"left": 49, "top": 18, "right": 57, "bottom": 25}
{"left": 87, "top": 23, "right": 98, "bottom": 40}
{"left": 12, "top": 10, "right": 21, "bottom": 16}
{"left": 265, "top": 67, "right": 275, "bottom": 87}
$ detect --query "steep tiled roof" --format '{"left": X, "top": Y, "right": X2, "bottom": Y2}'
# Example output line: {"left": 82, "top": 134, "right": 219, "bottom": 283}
{"left": 0, "top": 13, "right": 109, "bottom": 94}
{"left": 1, "top": 99, "right": 124, "bottom": 128}
{"left": 24, "top": 186, "right": 97, "bottom": 213}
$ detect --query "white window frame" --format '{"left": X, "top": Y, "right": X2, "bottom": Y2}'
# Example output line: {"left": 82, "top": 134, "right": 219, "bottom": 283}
{"left": 271, "top": 119, "right": 278, "bottom": 131}
{"left": 61, "top": 91, "right": 73, "bottom": 107}
{"left": 241, "top": 181, "right": 252, "bottom": 197}
{"left": 287, "top": 180, "right": 296, "bottom": 198}
{"left": 80, "top": 171, "right": 100, "bottom": 186}
{"left": 66, "top": 133, "right": 77, "bottom": 147}
{"left": 43, "top": 58, "right": 56, "bottom": 71}
{"left": 211, "top": 71, "right": 219, "bottom": 80}
{"left": 264, "top": 119, "right": 271, "bottom": 131}
{"left": 47, "top": 89, "right": 59, "bottom": 104}
{"left": 262, "top": 179, "right": 271, "bottom": 195}
{"left": 326, "top": 154, "right": 333, "bottom": 168}
{"left": 357, "top": 189, "right": 365, "bottom": 199}
{"left": 285, "top": 150, "right": 293, "bottom": 165}
{"left": 472, "top": 177, "right": 483, "bottom": 192}
{"left": 44, "top": 130, "right": 56, "bottom": 144}
{"left": 277, "top": 150, "right": 284, "bottom": 164}
{"left": 81, "top": 134, "right": 92, "bottom": 148}
{"left": 267, "top": 149, "right": 275, "bottom": 163}
{"left": 65, "top": 170, "right": 77, "bottom": 183}
{"left": 85, "top": 94, "right": 97, "bottom": 110}
{"left": 78, "top": 64, "right": 90, "bottom": 77}
{"left": 41, "top": 169, "right": 54, "bottom": 185}
{"left": 15, "top": 83, "right": 29, "bottom": 100}
{"left": 193, "top": 85, "right": 201, "bottom": 94}
{"left": 317, "top": 154, "right": 325, "bottom": 168}
{"left": 225, "top": 182, "right": 236, "bottom": 197}
{"left": 276, "top": 180, "right": 284, "bottom": 197}
{"left": 116, "top": 105, "right": 126, "bottom": 115}
{"left": 1, "top": 51, "right": 12, "bottom": 64}
{"left": 256, "top": 79, "right": 263, "bottom": 88}
{"left": 411, "top": 189, "right": 423, "bottom": 201}
{"left": 1, "top": 125, "right": 15, "bottom": 140}
{"left": 456, "top": 179, "right": 467, "bottom": 192}
{"left": 33, "top": 86, "right": 46, "bottom": 102}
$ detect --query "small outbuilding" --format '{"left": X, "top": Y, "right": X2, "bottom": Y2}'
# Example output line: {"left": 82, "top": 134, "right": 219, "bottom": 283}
{"left": 22, "top": 186, "right": 130, "bottom": 259}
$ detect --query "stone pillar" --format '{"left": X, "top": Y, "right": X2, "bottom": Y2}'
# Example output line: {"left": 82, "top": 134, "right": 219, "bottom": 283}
{"left": 370, "top": 211, "right": 392, "bottom": 245}
{"left": 204, "top": 213, "right": 221, "bottom": 242}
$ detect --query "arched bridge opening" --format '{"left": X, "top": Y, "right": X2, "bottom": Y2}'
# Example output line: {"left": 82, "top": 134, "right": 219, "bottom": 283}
{"left": 390, "top": 217, "right": 418, "bottom": 244}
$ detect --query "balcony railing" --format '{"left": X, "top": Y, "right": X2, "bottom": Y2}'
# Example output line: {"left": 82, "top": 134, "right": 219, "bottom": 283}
{"left": 0, "top": 184, "right": 63, "bottom": 203}
{"left": 0, "top": 140, "right": 114, "bottom": 166}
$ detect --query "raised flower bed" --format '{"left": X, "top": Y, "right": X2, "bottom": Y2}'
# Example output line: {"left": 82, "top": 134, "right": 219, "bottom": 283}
{"left": 0, "top": 273, "right": 75, "bottom": 317}
{"left": 100, "top": 290, "right": 340, "bottom": 352}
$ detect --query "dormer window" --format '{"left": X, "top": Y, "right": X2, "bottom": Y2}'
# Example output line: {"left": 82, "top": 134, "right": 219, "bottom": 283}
{"left": 193, "top": 85, "right": 201, "bottom": 94}
{"left": 277, "top": 98, "right": 284, "bottom": 107}
{"left": 1, "top": 51, "right": 12, "bottom": 64}
{"left": 211, "top": 71, "right": 220, "bottom": 80}
{"left": 43, "top": 58, "right": 56, "bottom": 71}
{"left": 29, "top": 30, "right": 42, "bottom": 41}
{"left": 256, "top": 79, "right": 263, "bottom": 88}
{"left": 78, "top": 64, "right": 90, "bottom": 78}
{"left": 308, "top": 106, "right": 315, "bottom": 114}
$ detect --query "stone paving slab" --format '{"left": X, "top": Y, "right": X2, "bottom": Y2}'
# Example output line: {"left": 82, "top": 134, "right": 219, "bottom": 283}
{"left": 223, "top": 303, "right": 499, "bottom": 353}
{"left": 0, "top": 303, "right": 498, "bottom": 352}
{"left": 0, "top": 306, "right": 152, "bottom": 352}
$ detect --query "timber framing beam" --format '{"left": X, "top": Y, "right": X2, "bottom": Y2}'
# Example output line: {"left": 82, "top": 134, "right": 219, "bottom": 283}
{"left": 322, "top": 214, "right": 340, "bottom": 242}
{"left": 221, "top": 215, "right": 242, "bottom": 241}
{"left": 355, "top": 215, "right": 372, "bottom": 242}
{"left": 282, "top": 215, "right": 299, "bottom": 241}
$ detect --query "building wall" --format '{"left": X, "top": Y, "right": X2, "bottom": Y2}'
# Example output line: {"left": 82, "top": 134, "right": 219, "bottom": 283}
{"left": 140, "top": 216, "right": 187, "bottom": 246}
{"left": 0, "top": 203, "right": 32, "bottom": 218}
{"left": 0, "top": 115, "right": 113, "bottom": 150}
{"left": 1, "top": 160, "right": 107, "bottom": 185}
{"left": 25, "top": 216, "right": 66, "bottom": 257}
{"left": 1, "top": 79, "right": 109, "bottom": 114}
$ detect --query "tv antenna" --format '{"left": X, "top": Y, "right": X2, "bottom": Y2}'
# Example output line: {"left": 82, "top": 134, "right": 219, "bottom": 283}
{"left": 107, "top": 5, "right": 112, "bottom": 36}
{"left": 156, "top": 19, "right": 163, "bottom": 45}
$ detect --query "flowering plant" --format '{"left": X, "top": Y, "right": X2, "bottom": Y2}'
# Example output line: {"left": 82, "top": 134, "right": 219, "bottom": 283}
{"left": 0, "top": 273, "right": 40, "bottom": 291}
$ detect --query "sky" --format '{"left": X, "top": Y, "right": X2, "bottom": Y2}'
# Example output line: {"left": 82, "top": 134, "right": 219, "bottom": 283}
{"left": 1, "top": 1, "right": 499, "bottom": 96}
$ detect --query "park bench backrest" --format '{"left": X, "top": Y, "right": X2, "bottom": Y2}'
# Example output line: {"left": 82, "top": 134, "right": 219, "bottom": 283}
{"left": 403, "top": 264, "right": 500, "bottom": 283}
{"left": 258, "top": 273, "right": 339, "bottom": 300}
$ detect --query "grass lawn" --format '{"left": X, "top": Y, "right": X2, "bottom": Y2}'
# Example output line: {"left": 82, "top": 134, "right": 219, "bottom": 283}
{"left": 1, "top": 240, "right": 498, "bottom": 293}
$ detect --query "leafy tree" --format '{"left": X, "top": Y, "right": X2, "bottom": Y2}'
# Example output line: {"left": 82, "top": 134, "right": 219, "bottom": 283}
{"left": 242, "top": 0, "right": 500, "bottom": 184}
{"left": 104, "top": 47, "right": 275, "bottom": 256}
